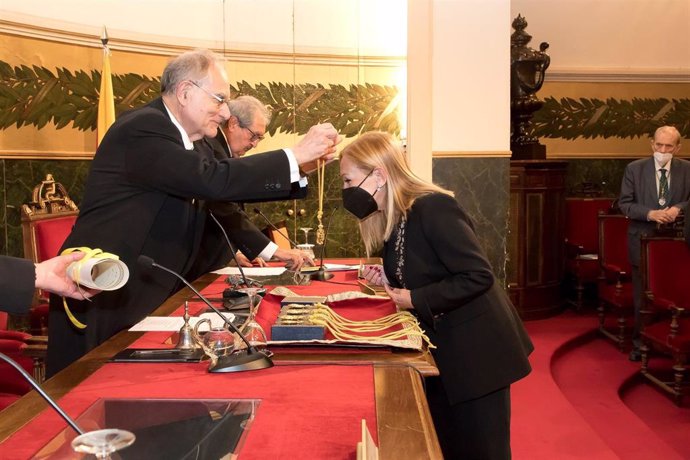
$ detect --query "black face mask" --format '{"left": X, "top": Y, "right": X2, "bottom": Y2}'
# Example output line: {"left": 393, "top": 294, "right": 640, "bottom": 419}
{"left": 342, "top": 170, "right": 380, "bottom": 220}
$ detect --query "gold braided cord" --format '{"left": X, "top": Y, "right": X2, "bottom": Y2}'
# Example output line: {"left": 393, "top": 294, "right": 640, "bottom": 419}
{"left": 59, "top": 247, "right": 121, "bottom": 329}
{"left": 277, "top": 303, "right": 435, "bottom": 349}
{"left": 315, "top": 160, "right": 326, "bottom": 245}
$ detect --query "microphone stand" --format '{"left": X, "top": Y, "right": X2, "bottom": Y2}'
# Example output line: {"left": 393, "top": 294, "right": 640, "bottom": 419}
{"left": 307, "top": 207, "right": 338, "bottom": 281}
{"left": 138, "top": 256, "right": 273, "bottom": 373}
{"left": 209, "top": 211, "right": 264, "bottom": 309}
{"left": 0, "top": 352, "right": 136, "bottom": 455}
{"left": 208, "top": 211, "right": 257, "bottom": 289}
{"left": 253, "top": 207, "right": 299, "bottom": 247}
{"left": 0, "top": 352, "right": 83, "bottom": 434}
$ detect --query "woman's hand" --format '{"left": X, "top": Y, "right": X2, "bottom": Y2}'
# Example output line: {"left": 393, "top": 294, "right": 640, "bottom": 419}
{"left": 384, "top": 284, "right": 413, "bottom": 311}
{"left": 361, "top": 264, "right": 388, "bottom": 286}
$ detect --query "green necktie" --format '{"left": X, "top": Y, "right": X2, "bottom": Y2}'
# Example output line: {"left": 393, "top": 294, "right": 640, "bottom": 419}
{"left": 658, "top": 169, "right": 668, "bottom": 207}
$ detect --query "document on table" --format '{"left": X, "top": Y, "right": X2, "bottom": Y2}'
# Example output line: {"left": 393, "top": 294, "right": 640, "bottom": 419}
{"left": 324, "top": 263, "right": 360, "bottom": 271}
{"left": 129, "top": 312, "right": 235, "bottom": 331}
{"left": 212, "top": 266, "right": 287, "bottom": 276}
{"left": 301, "top": 263, "right": 359, "bottom": 273}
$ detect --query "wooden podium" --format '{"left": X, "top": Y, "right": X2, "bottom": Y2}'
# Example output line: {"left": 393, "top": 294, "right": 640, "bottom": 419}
{"left": 507, "top": 160, "right": 567, "bottom": 319}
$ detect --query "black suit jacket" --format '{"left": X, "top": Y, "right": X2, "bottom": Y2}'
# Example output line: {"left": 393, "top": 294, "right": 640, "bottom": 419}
{"left": 383, "top": 193, "right": 533, "bottom": 404}
{"left": 200, "top": 131, "right": 307, "bottom": 260}
{"left": 0, "top": 256, "right": 35, "bottom": 315}
{"left": 619, "top": 157, "right": 690, "bottom": 266}
{"left": 47, "top": 98, "right": 298, "bottom": 375}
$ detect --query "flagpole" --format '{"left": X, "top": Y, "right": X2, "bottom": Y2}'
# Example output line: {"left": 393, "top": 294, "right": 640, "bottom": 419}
{"left": 97, "top": 26, "right": 116, "bottom": 146}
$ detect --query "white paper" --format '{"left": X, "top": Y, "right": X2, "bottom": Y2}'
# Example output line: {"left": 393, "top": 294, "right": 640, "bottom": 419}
{"left": 324, "top": 263, "right": 360, "bottom": 271}
{"left": 129, "top": 312, "right": 235, "bottom": 332}
{"left": 67, "top": 258, "right": 129, "bottom": 290}
{"left": 212, "top": 266, "right": 286, "bottom": 276}
{"left": 128, "top": 316, "right": 183, "bottom": 331}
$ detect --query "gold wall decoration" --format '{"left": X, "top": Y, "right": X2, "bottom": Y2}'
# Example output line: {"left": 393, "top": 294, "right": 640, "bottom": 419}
{"left": 0, "top": 60, "right": 401, "bottom": 159}
{"left": 533, "top": 96, "right": 690, "bottom": 140}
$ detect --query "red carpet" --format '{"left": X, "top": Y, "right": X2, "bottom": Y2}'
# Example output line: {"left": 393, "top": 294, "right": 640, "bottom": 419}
{"left": 512, "top": 311, "right": 690, "bottom": 460}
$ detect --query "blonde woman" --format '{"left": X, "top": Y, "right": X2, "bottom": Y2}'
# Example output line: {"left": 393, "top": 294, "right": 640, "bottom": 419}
{"left": 340, "top": 131, "right": 533, "bottom": 459}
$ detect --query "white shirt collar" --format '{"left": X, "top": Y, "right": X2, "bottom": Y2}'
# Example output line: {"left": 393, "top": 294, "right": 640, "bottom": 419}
{"left": 162, "top": 101, "right": 194, "bottom": 150}
{"left": 655, "top": 161, "right": 671, "bottom": 173}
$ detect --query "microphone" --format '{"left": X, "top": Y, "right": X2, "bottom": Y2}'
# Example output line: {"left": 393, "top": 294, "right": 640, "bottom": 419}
{"left": 137, "top": 256, "right": 273, "bottom": 373}
{"left": 253, "top": 207, "right": 299, "bottom": 248}
{"left": 208, "top": 211, "right": 253, "bottom": 288}
{"left": 306, "top": 206, "right": 338, "bottom": 281}
{"left": 0, "top": 352, "right": 136, "bottom": 454}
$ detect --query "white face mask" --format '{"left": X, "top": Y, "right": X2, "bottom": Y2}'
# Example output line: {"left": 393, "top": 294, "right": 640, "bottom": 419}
{"left": 653, "top": 151, "right": 673, "bottom": 167}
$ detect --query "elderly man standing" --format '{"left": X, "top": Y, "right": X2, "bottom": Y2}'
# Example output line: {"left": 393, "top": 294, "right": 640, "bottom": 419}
{"left": 204, "top": 95, "right": 313, "bottom": 268}
{"left": 619, "top": 125, "right": 690, "bottom": 361}
{"left": 47, "top": 49, "right": 339, "bottom": 376}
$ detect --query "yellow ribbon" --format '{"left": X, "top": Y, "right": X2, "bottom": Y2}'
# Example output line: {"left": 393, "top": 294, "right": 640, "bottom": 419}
{"left": 278, "top": 303, "right": 435, "bottom": 348}
{"left": 59, "top": 247, "right": 121, "bottom": 330}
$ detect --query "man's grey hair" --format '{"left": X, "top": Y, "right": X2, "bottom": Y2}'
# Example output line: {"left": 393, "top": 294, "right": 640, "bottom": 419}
{"left": 160, "top": 49, "right": 225, "bottom": 95}
{"left": 653, "top": 125, "right": 682, "bottom": 145}
{"left": 226, "top": 95, "right": 272, "bottom": 128}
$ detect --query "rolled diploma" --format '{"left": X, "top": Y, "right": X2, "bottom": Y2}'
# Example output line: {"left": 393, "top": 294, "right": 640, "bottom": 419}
{"left": 67, "top": 258, "right": 129, "bottom": 290}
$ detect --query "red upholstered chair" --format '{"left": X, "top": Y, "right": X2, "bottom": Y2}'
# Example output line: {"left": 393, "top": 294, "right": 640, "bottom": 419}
{"left": 0, "top": 324, "right": 40, "bottom": 410}
{"left": 21, "top": 174, "right": 79, "bottom": 335}
{"left": 564, "top": 197, "right": 614, "bottom": 310}
{"left": 597, "top": 214, "right": 634, "bottom": 351}
{"left": 639, "top": 236, "right": 690, "bottom": 405}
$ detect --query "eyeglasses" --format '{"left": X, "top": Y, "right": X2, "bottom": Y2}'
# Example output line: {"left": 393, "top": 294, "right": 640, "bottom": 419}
{"left": 188, "top": 80, "right": 228, "bottom": 107}
{"left": 241, "top": 125, "right": 265, "bottom": 143}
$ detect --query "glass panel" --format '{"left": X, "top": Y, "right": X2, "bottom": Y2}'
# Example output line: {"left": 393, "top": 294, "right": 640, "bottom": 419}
{"left": 34, "top": 398, "right": 260, "bottom": 459}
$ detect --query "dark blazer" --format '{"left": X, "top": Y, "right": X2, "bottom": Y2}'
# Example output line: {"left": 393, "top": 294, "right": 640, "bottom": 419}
{"left": 201, "top": 131, "right": 307, "bottom": 260}
{"left": 0, "top": 256, "right": 35, "bottom": 315}
{"left": 383, "top": 193, "right": 533, "bottom": 405}
{"left": 619, "top": 157, "right": 690, "bottom": 266}
{"left": 47, "top": 98, "right": 299, "bottom": 376}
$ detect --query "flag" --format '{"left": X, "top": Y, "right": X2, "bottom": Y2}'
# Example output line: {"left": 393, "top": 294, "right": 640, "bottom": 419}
{"left": 97, "top": 33, "right": 115, "bottom": 146}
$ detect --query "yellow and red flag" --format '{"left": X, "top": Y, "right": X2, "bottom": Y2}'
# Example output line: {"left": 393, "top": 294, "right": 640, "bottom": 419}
{"left": 97, "top": 26, "right": 115, "bottom": 146}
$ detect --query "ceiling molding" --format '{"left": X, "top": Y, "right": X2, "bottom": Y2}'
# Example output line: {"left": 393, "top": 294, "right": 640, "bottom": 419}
{"left": 0, "top": 18, "right": 405, "bottom": 67}
{"left": 0, "top": 150, "right": 94, "bottom": 160}
{"left": 546, "top": 69, "right": 690, "bottom": 83}
{"left": 432, "top": 150, "right": 512, "bottom": 158}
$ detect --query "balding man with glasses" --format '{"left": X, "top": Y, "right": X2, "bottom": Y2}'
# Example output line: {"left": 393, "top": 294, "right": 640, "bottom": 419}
{"left": 199, "top": 95, "right": 315, "bottom": 269}
{"left": 47, "top": 49, "right": 339, "bottom": 376}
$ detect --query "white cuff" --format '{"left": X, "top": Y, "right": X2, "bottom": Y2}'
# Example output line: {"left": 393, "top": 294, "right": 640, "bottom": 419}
{"left": 283, "top": 148, "right": 300, "bottom": 183}
{"left": 258, "top": 241, "right": 279, "bottom": 261}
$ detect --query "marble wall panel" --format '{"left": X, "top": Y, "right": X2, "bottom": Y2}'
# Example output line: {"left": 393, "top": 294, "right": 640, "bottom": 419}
{"left": 0, "top": 159, "right": 89, "bottom": 257}
{"left": 432, "top": 157, "right": 510, "bottom": 284}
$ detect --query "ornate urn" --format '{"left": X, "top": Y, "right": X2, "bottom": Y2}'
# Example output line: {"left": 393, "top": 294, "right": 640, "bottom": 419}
{"left": 510, "top": 14, "right": 550, "bottom": 159}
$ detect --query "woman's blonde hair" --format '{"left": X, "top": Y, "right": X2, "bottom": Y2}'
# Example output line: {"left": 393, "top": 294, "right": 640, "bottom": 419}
{"left": 340, "top": 131, "right": 453, "bottom": 255}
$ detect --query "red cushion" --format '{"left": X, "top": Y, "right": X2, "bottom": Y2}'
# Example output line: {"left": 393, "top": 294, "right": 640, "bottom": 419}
{"left": 0, "top": 336, "right": 34, "bottom": 394}
{"left": 0, "top": 340, "right": 32, "bottom": 395}
{"left": 646, "top": 239, "right": 690, "bottom": 311}
{"left": 0, "top": 393, "right": 21, "bottom": 411}
{"left": 566, "top": 257, "right": 600, "bottom": 282}
{"left": 29, "top": 303, "right": 50, "bottom": 335}
{"left": 33, "top": 216, "right": 76, "bottom": 262}
{"left": 642, "top": 317, "right": 690, "bottom": 352}
{"left": 566, "top": 198, "right": 613, "bottom": 253}
{"left": 599, "top": 216, "right": 632, "bottom": 274}
{"left": 0, "top": 330, "right": 31, "bottom": 342}
{"left": 599, "top": 282, "right": 634, "bottom": 310}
